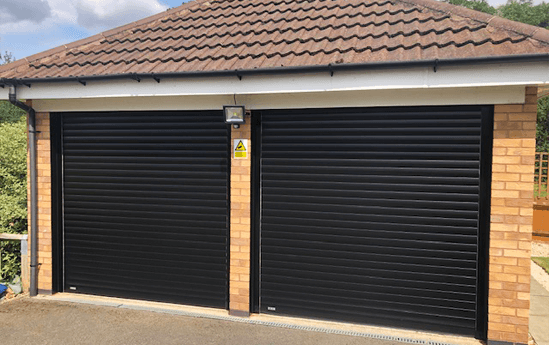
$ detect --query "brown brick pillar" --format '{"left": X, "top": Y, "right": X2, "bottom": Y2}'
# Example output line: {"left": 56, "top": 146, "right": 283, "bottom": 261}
{"left": 488, "top": 86, "right": 537, "bottom": 344}
{"left": 26, "top": 111, "right": 52, "bottom": 294}
{"left": 229, "top": 119, "right": 251, "bottom": 316}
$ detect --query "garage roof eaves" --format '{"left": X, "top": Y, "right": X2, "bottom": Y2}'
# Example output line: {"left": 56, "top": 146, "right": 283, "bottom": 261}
{"left": 1, "top": 53, "right": 548, "bottom": 88}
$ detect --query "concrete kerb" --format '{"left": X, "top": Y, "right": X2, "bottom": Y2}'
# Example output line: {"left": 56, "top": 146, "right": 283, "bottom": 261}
{"left": 37, "top": 293, "right": 482, "bottom": 345}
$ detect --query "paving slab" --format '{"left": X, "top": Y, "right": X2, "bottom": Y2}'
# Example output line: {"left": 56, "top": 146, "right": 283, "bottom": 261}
{"left": 530, "top": 277, "right": 549, "bottom": 345}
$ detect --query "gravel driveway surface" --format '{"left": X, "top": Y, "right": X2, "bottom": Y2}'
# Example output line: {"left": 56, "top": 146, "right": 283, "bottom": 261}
{"left": 0, "top": 298, "right": 404, "bottom": 345}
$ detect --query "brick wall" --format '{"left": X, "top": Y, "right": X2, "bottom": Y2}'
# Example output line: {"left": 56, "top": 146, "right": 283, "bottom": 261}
{"left": 26, "top": 110, "right": 255, "bottom": 306}
{"left": 229, "top": 120, "right": 251, "bottom": 315}
{"left": 488, "top": 86, "right": 537, "bottom": 344}
{"left": 23, "top": 93, "right": 540, "bottom": 341}
{"left": 26, "top": 111, "right": 52, "bottom": 293}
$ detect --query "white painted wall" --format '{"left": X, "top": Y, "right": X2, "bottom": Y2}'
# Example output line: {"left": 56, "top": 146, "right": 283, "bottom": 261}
{"left": 32, "top": 86, "right": 525, "bottom": 112}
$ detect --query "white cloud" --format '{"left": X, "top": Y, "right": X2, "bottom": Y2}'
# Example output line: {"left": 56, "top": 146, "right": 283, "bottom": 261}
{"left": 75, "top": 0, "right": 169, "bottom": 30}
{"left": 0, "top": 0, "right": 168, "bottom": 34}
{"left": 47, "top": 0, "right": 79, "bottom": 24}
{"left": 0, "top": 0, "right": 52, "bottom": 24}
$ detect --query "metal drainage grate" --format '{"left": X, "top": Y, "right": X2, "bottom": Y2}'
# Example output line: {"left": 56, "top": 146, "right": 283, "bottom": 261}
{"left": 52, "top": 297, "right": 462, "bottom": 345}
{"left": 115, "top": 303, "right": 460, "bottom": 345}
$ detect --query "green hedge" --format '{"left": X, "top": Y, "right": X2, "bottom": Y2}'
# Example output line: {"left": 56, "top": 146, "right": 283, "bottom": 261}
{"left": 0, "top": 101, "right": 27, "bottom": 282}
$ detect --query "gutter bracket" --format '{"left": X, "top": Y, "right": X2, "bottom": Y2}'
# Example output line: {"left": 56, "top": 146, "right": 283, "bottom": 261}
{"left": 1, "top": 53, "right": 548, "bottom": 87}
{"left": 77, "top": 78, "right": 86, "bottom": 86}
{"left": 14, "top": 80, "right": 32, "bottom": 88}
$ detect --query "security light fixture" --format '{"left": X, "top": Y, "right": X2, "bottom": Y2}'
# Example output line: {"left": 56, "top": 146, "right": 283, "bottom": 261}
{"left": 224, "top": 105, "right": 246, "bottom": 128}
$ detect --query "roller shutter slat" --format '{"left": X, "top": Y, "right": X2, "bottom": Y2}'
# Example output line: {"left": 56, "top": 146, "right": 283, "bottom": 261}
{"left": 62, "top": 111, "right": 229, "bottom": 308}
{"left": 258, "top": 106, "right": 488, "bottom": 336}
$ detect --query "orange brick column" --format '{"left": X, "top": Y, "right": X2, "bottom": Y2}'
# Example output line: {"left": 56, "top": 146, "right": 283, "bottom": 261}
{"left": 26, "top": 111, "right": 52, "bottom": 294}
{"left": 488, "top": 86, "right": 537, "bottom": 344}
{"left": 229, "top": 119, "right": 252, "bottom": 316}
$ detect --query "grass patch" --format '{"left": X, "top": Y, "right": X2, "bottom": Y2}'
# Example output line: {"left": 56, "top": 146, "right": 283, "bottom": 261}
{"left": 532, "top": 257, "right": 549, "bottom": 274}
{"left": 534, "top": 184, "right": 548, "bottom": 198}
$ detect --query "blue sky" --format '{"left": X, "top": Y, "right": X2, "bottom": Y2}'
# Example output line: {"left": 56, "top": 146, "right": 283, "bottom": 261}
{"left": 0, "top": 0, "right": 186, "bottom": 61}
{"left": 0, "top": 0, "right": 546, "bottom": 61}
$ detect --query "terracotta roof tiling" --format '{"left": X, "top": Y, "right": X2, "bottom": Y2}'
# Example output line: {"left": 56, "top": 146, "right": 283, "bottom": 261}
{"left": 1, "top": 0, "right": 549, "bottom": 79}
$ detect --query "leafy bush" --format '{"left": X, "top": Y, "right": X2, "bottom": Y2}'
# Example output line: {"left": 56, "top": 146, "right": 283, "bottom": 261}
{"left": 0, "top": 101, "right": 27, "bottom": 124}
{"left": 537, "top": 97, "right": 549, "bottom": 152}
{"left": 0, "top": 102, "right": 27, "bottom": 282}
{"left": 0, "top": 241, "right": 21, "bottom": 282}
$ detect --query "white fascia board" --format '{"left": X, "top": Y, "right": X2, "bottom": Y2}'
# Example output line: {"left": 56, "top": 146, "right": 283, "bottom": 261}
{"left": 33, "top": 86, "right": 526, "bottom": 112}
{"left": 1, "top": 61, "right": 547, "bottom": 101}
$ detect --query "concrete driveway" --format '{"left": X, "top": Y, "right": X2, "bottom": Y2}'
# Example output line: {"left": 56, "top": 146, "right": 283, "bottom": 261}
{"left": 0, "top": 297, "right": 404, "bottom": 345}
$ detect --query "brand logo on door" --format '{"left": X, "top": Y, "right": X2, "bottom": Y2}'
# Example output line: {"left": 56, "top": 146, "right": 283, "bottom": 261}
{"left": 234, "top": 139, "right": 248, "bottom": 159}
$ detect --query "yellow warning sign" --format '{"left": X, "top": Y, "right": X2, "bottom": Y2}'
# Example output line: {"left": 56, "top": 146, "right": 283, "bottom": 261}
{"left": 234, "top": 139, "right": 248, "bottom": 159}
{"left": 235, "top": 141, "right": 246, "bottom": 151}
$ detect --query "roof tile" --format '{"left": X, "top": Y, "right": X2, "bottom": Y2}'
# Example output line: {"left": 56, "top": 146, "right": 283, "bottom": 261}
{"left": 2, "top": 0, "right": 549, "bottom": 79}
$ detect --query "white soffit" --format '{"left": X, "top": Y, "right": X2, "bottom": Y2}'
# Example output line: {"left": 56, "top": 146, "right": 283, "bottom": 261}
{"left": 0, "top": 61, "right": 547, "bottom": 102}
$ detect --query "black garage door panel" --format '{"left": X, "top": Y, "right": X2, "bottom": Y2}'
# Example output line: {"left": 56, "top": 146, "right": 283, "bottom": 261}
{"left": 61, "top": 111, "right": 229, "bottom": 308}
{"left": 257, "top": 106, "right": 491, "bottom": 336}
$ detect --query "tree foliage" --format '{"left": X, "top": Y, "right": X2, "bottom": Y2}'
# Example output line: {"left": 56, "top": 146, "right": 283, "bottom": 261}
{"left": 0, "top": 51, "right": 27, "bottom": 282}
{"left": 498, "top": 0, "right": 549, "bottom": 28}
{"left": 0, "top": 51, "right": 15, "bottom": 65}
{"left": 445, "top": 0, "right": 549, "bottom": 28}
{"left": 0, "top": 107, "right": 27, "bottom": 234}
{"left": 445, "top": 0, "right": 549, "bottom": 150}
{"left": 443, "top": 0, "right": 497, "bottom": 14}
{"left": 0, "top": 106, "right": 26, "bottom": 282}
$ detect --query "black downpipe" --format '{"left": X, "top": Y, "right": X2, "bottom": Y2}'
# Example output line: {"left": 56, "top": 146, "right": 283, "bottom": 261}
{"left": 8, "top": 85, "right": 38, "bottom": 297}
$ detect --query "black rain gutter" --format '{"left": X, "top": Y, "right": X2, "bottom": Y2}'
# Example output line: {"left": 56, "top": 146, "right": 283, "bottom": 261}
{"left": 8, "top": 86, "right": 38, "bottom": 298}
{"left": 1, "top": 53, "right": 548, "bottom": 87}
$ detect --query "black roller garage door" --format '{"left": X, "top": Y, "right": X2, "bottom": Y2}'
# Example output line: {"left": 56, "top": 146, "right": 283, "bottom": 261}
{"left": 57, "top": 111, "right": 230, "bottom": 308}
{"left": 253, "top": 106, "right": 492, "bottom": 337}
